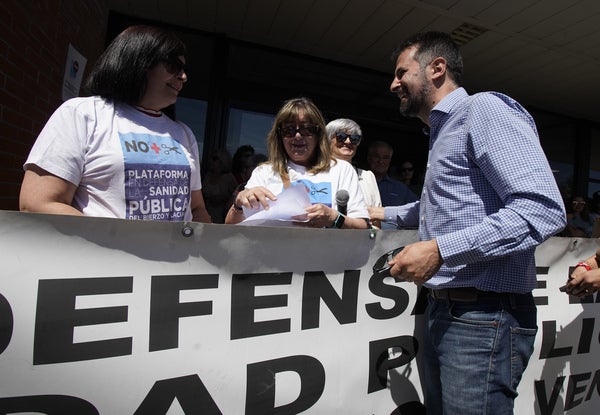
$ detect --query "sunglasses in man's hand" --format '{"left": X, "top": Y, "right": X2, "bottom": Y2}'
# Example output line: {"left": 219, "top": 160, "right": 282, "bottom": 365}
{"left": 372, "top": 247, "right": 404, "bottom": 279}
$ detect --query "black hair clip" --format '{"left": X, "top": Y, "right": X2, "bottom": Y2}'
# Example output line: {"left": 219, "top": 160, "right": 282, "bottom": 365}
{"left": 372, "top": 247, "right": 404, "bottom": 279}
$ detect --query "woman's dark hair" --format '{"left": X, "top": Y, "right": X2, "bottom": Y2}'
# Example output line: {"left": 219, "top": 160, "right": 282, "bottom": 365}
{"left": 85, "top": 25, "right": 186, "bottom": 105}
{"left": 391, "top": 31, "right": 463, "bottom": 86}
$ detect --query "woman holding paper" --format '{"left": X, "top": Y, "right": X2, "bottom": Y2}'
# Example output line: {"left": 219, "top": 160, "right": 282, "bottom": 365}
{"left": 224, "top": 97, "right": 369, "bottom": 228}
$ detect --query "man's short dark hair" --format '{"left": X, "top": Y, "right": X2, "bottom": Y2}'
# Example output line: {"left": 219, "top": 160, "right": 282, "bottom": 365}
{"left": 392, "top": 31, "right": 463, "bottom": 86}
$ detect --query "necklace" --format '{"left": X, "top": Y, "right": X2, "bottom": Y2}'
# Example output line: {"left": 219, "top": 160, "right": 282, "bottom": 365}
{"left": 134, "top": 105, "right": 162, "bottom": 117}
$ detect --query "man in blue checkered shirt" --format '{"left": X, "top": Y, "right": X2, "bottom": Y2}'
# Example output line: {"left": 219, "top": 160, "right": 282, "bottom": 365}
{"left": 385, "top": 31, "right": 566, "bottom": 414}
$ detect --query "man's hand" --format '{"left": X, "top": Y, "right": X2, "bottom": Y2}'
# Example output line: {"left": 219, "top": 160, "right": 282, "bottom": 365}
{"left": 368, "top": 206, "right": 385, "bottom": 221}
{"left": 388, "top": 239, "right": 443, "bottom": 285}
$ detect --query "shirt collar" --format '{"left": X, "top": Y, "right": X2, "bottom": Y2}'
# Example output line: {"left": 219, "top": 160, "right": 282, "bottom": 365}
{"left": 424, "top": 87, "right": 468, "bottom": 137}
{"left": 432, "top": 87, "right": 468, "bottom": 115}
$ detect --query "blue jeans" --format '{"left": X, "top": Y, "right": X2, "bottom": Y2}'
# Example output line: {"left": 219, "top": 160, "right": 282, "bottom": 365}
{"left": 423, "top": 291, "right": 537, "bottom": 415}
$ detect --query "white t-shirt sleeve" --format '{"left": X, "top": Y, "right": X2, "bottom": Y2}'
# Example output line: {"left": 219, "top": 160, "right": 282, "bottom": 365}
{"left": 24, "top": 97, "right": 92, "bottom": 186}
{"left": 245, "top": 164, "right": 283, "bottom": 193}
{"left": 335, "top": 160, "right": 368, "bottom": 219}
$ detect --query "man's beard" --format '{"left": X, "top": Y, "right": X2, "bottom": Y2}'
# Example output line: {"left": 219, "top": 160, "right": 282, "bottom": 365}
{"left": 398, "top": 74, "right": 430, "bottom": 118}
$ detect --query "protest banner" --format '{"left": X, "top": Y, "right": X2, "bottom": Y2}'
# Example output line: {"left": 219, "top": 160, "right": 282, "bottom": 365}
{"left": 0, "top": 211, "right": 598, "bottom": 414}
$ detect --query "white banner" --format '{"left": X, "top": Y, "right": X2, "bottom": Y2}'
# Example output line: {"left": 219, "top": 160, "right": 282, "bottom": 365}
{"left": 0, "top": 211, "right": 598, "bottom": 414}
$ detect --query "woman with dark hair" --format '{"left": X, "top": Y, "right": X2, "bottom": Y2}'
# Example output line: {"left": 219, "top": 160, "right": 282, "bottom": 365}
{"left": 20, "top": 25, "right": 211, "bottom": 222}
{"left": 224, "top": 97, "right": 369, "bottom": 228}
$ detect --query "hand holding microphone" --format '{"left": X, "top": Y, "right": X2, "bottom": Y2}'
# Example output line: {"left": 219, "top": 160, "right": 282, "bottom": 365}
{"left": 335, "top": 189, "right": 349, "bottom": 215}
{"left": 333, "top": 189, "right": 349, "bottom": 228}
{"left": 303, "top": 189, "right": 349, "bottom": 228}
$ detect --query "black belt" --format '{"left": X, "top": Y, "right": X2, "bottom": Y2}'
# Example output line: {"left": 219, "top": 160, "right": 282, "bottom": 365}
{"left": 428, "top": 287, "right": 504, "bottom": 302}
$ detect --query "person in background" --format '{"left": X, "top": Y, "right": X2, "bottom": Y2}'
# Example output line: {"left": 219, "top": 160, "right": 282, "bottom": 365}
{"left": 202, "top": 148, "right": 238, "bottom": 223}
{"left": 398, "top": 160, "right": 423, "bottom": 196}
{"left": 237, "top": 153, "right": 268, "bottom": 190}
{"left": 231, "top": 144, "right": 255, "bottom": 185}
{"left": 563, "top": 248, "right": 600, "bottom": 297}
{"left": 227, "top": 152, "right": 268, "bottom": 212}
{"left": 563, "top": 196, "right": 598, "bottom": 237}
{"left": 326, "top": 118, "right": 382, "bottom": 209}
{"left": 384, "top": 31, "right": 566, "bottom": 414}
{"left": 367, "top": 140, "right": 417, "bottom": 229}
{"left": 224, "top": 97, "right": 369, "bottom": 228}
{"left": 19, "top": 25, "right": 211, "bottom": 223}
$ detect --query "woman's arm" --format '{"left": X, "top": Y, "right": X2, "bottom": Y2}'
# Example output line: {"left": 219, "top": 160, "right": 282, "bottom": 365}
{"left": 303, "top": 204, "right": 368, "bottom": 229}
{"left": 224, "top": 186, "right": 278, "bottom": 224}
{"left": 563, "top": 249, "right": 600, "bottom": 297}
{"left": 190, "top": 189, "right": 212, "bottom": 223}
{"left": 19, "top": 165, "right": 82, "bottom": 215}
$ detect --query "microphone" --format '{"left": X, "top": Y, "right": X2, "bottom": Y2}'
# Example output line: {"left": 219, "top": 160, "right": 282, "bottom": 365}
{"left": 335, "top": 189, "right": 349, "bottom": 215}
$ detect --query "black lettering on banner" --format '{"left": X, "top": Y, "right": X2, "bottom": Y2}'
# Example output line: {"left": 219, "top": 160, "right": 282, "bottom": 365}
{"left": 245, "top": 355, "right": 325, "bottom": 414}
{"left": 365, "top": 273, "right": 410, "bottom": 320}
{"left": 0, "top": 293, "right": 13, "bottom": 354}
{"left": 149, "top": 274, "right": 218, "bottom": 352}
{"left": 564, "top": 372, "right": 591, "bottom": 410}
{"left": 535, "top": 370, "right": 600, "bottom": 414}
{"left": 34, "top": 277, "right": 133, "bottom": 364}
{"left": 301, "top": 270, "right": 359, "bottom": 330}
{"left": 539, "top": 320, "right": 572, "bottom": 359}
{"left": 539, "top": 318, "right": 598, "bottom": 359}
{"left": 577, "top": 318, "right": 595, "bottom": 354}
{"left": 534, "top": 267, "right": 550, "bottom": 306}
{"left": 586, "top": 369, "right": 600, "bottom": 401}
{"left": 368, "top": 336, "right": 418, "bottom": 393}
{"left": 134, "top": 374, "right": 222, "bottom": 415}
{"left": 569, "top": 292, "right": 599, "bottom": 304}
{"left": 534, "top": 376, "right": 565, "bottom": 415}
{"left": 0, "top": 395, "right": 99, "bottom": 414}
{"left": 231, "top": 273, "right": 292, "bottom": 340}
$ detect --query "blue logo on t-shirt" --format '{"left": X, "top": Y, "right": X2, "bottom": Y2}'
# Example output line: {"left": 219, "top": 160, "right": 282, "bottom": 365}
{"left": 119, "top": 132, "right": 191, "bottom": 221}
{"left": 295, "top": 179, "right": 332, "bottom": 207}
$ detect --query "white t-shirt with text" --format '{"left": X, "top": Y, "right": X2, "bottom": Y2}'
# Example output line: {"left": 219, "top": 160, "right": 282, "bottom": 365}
{"left": 24, "top": 96, "right": 201, "bottom": 221}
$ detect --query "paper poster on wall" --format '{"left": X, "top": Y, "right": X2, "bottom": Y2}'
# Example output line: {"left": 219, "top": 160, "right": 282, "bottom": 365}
{"left": 62, "top": 43, "right": 87, "bottom": 101}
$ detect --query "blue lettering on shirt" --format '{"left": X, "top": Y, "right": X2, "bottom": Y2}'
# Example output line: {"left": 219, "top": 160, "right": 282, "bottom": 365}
{"left": 119, "top": 132, "right": 191, "bottom": 221}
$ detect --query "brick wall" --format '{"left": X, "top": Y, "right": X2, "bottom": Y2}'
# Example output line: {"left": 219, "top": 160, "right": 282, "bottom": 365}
{"left": 0, "top": 0, "right": 108, "bottom": 210}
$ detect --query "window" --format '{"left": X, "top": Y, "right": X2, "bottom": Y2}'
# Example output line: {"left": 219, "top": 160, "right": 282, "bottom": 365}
{"left": 176, "top": 97, "right": 208, "bottom": 158}
{"left": 226, "top": 108, "right": 274, "bottom": 158}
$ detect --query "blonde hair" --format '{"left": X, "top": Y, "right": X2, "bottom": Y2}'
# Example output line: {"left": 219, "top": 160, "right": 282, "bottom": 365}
{"left": 266, "top": 97, "right": 333, "bottom": 177}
